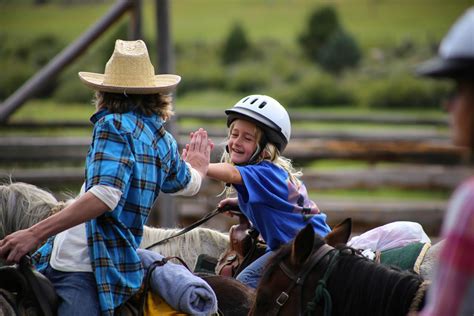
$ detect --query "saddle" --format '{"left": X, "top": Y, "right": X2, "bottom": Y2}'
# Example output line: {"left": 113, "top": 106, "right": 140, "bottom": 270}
{"left": 215, "top": 213, "right": 266, "bottom": 278}
{"left": 0, "top": 257, "right": 58, "bottom": 316}
{"left": 376, "top": 242, "right": 431, "bottom": 274}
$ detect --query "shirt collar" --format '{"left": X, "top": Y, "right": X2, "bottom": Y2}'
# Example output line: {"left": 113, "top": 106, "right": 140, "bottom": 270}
{"left": 90, "top": 108, "right": 109, "bottom": 124}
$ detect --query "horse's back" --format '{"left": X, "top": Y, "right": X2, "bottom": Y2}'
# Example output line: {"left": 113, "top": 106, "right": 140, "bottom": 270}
{"left": 140, "top": 226, "right": 229, "bottom": 270}
{"left": 197, "top": 273, "right": 255, "bottom": 316}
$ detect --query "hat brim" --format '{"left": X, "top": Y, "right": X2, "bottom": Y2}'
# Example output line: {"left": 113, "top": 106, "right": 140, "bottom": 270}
{"left": 415, "top": 57, "right": 474, "bottom": 79}
{"left": 78, "top": 72, "right": 181, "bottom": 94}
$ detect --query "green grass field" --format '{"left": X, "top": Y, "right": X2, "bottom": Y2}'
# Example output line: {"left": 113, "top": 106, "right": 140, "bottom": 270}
{"left": 1, "top": 0, "right": 471, "bottom": 50}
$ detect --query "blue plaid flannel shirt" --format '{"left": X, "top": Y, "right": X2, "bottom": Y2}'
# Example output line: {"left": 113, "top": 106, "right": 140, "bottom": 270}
{"left": 32, "top": 109, "right": 190, "bottom": 315}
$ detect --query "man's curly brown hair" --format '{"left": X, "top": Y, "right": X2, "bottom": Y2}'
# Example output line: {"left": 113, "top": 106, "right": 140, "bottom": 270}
{"left": 94, "top": 91, "right": 174, "bottom": 121}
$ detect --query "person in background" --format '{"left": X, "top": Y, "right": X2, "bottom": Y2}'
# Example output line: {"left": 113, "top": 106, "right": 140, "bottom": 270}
{"left": 0, "top": 39, "right": 212, "bottom": 315}
{"left": 416, "top": 7, "right": 474, "bottom": 316}
{"left": 193, "top": 94, "right": 331, "bottom": 289}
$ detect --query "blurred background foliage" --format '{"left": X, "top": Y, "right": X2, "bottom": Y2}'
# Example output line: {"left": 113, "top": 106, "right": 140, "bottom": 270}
{"left": 0, "top": 0, "right": 470, "bottom": 112}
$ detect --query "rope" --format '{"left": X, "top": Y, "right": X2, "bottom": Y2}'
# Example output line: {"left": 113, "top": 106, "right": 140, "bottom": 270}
{"left": 409, "top": 280, "right": 431, "bottom": 312}
{"left": 304, "top": 250, "right": 339, "bottom": 316}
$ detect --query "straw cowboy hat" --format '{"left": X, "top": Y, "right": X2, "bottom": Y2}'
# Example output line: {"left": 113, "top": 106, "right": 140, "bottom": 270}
{"left": 79, "top": 39, "right": 181, "bottom": 94}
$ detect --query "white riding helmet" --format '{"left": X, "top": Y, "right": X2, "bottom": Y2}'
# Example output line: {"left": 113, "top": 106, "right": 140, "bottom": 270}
{"left": 225, "top": 95, "right": 291, "bottom": 152}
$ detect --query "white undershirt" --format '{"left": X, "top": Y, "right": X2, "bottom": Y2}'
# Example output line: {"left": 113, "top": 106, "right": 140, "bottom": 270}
{"left": 49, "top": 164, "right": 202, "bottom": 272}
{"left": 50, "top": 184, "right": 122, "bottom": 272}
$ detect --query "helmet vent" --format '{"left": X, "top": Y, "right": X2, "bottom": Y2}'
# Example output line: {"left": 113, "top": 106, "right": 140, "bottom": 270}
{"left": 250, "top": 98, "right": 259, "bottom": 104}
{"left": 242, "top": 97, "right": 250, "bottom": 103}
{"left": 258, "top": 101, "right": 267, "bottom": 109}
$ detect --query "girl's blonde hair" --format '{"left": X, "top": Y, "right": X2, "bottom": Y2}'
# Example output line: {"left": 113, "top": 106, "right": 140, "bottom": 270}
{"left": 220, "top": 120, "right": 302, "bottom": 196}
{"left": 94, "top": 91, "right": 174, "bottom": 121}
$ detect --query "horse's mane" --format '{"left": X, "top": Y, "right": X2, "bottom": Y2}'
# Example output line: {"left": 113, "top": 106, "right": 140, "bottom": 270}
{"left": 330, "top": 246, "right": 425, "bottom": 315}
{"left": 263, "top": 241, "right": 426, "bottom": 315}
{"left": 140, "top": 226, "right": 229, "bottom": 270}
{"left": 0, "top": 182, "right": 72, "bottom": 239}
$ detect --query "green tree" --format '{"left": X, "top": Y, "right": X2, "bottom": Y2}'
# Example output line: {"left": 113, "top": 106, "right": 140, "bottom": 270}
{"left": 221, "top": 22, "right": 250, "bottom": 65}
{"left": 298, "top": 6, "right": 340, "bottom": 63}
{"left": 317, "top": 30, "right": 361, "bottom": 74}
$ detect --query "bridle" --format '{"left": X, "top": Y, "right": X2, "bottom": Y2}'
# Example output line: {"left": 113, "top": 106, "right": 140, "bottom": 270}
{"left": 268, "top": 243, "right": 339, "bottom": 316}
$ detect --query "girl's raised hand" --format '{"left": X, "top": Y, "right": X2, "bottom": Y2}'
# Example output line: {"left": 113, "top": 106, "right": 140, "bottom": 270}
{"left": 185, "top": 128, "right": 214, "bottom": 178}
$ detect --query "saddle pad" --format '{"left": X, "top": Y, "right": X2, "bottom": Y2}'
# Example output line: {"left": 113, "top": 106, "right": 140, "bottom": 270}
{"left": 379, "top": 242, "right": 431, "bottom": 273}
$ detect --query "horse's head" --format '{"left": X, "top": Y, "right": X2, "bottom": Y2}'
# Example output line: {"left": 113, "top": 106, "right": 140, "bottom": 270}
{"left": 250, "top": 218, "right": 351, "bottom": 316}
{"left": 252, "top": 218, "right": 428, "bottom": 316}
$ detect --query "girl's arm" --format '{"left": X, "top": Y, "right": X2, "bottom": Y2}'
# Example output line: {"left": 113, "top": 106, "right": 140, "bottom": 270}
{"left": 207, "top": 163, "right": 243, "bottom": 185}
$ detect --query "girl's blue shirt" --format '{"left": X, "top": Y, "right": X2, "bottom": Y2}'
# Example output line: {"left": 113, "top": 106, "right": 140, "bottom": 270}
{"left": 234, "top": 161, "right": 330, "bottom": 250}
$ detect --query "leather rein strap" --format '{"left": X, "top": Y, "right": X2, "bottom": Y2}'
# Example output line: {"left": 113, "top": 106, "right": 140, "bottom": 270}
{"left": 145, "top": 207, "right": 240, "bottom": 250}
{"left": 270, "top": 244, "right": 335, "bottom": 315}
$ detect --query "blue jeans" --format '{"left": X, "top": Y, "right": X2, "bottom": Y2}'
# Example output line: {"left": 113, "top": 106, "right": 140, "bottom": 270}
{"left": 236, "top": 250, "right": 274, "bottom": 289}
{"left": 43, "top": 265, "right": 100, "bottom": 316}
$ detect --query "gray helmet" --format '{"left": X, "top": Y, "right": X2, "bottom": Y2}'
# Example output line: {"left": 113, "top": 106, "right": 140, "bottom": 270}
{"left": 225, "top": 95, "right": 291, "bottom": 152}
{"left": 416, "top": 7, "right": 474, "bottom": 79}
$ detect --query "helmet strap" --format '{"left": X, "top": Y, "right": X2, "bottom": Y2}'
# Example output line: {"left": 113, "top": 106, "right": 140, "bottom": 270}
{"left": 246, "top": 134, "right": 268, "bottom": 165}
{"left": 227, "top": 134, "right": 268, "bottom": 166}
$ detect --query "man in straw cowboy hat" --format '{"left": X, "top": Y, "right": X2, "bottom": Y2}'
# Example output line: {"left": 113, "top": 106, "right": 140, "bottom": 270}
{"left": 415, "top": 7, "right": 474, "bottom": 316}
{"left": 0, "top": 39, "right": 213, "bottom": 315}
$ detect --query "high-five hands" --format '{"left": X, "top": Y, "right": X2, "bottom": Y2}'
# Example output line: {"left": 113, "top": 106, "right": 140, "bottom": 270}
{"left": 183, "top": 128, "right": 214, "bottom": 178}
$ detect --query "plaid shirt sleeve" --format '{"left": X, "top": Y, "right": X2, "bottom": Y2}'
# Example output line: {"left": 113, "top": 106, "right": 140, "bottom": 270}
{"left": 159, "top": 133, "right": 190, "bottom": 194}
{"left": 420, "top": 177, "right": 474, "bottom": 316}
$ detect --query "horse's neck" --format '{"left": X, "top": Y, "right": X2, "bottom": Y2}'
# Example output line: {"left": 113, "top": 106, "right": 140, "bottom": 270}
{"left": 141, "top": 226, "right": 229, "bottom": 246}
{"left": 141, "top": 226, "right": 178, "bottom": 246}
{"left": 140, "top": 226, "right": 229, "bottom": 270}
{"left": 327, "top": 254, "right": 423, "bottom": 316}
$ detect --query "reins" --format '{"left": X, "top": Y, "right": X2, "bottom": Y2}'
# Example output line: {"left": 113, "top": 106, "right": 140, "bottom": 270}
{"left": 304, "top": 250, "right": 339, "bottom": 316}
{"left": 145, "top": 206, "right": 239, "bottom": 250}
{"left": 271, "top": 243, "right": 337, "bottom": 315}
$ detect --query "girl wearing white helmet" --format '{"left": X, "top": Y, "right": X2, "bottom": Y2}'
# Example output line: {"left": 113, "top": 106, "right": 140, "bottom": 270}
{"left": 206, "top": 94, "right": 331, "bottom": 289}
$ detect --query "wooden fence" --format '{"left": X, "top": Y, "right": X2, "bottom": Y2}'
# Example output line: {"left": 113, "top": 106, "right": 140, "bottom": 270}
{"left": 0, "top": 112, "right": 472, "bottom": 235}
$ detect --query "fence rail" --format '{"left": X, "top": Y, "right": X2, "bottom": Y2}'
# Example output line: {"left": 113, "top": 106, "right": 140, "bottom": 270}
{"left": 0, "top": 111, "right": 448, "bottom": 129}
{"left": 2, "top": 163, "right": 470, "bottom": 236}
{"left": 2, "top": 165, "right": 470, "bottom": 191}
{"left": 0, "top": 107, "right": 466, "bottom": 236}
{"left": 0, "top": 136, "right": 467, "bottom": 165}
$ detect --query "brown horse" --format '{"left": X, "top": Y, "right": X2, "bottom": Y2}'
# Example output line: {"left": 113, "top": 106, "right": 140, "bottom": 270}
{"left": 251, "top": 220, "right": 428, "bottom": 316}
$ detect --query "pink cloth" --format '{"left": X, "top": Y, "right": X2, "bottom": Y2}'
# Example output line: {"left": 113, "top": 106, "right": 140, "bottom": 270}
{"left": 420, "top": 177, "right": 474, "bottom": 316}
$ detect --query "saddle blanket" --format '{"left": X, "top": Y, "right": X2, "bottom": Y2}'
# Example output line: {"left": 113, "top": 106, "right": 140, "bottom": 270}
{"left": 377, "top": 242, "right": 431, "bottom": 273}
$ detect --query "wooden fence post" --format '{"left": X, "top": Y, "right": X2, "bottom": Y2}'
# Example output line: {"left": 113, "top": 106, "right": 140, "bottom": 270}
{"left": 0, "top": 0, "right": 136, "bottom": 123}
{"left": 154, "top": 0, "right": 179, "bottom": 228}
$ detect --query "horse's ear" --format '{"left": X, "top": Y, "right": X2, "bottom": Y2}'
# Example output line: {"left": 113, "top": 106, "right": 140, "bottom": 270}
{"left": 324, "top": 218, "right": 352, "bottom": 247}
{"left": 291, "top": 224, "right": 314, "bottom": 265}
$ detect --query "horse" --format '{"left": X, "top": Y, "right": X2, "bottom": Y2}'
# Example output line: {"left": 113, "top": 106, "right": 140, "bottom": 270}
{"left": 251, "top": 220, "right": 429, "bottom": 316}
{"left": 0, "top": 182, "right": 442, "bottom": 279}
{"left": 0, "top": 182, "right": 252, "bottom": 315}
{"left": 140, "top": 225, "right": 229, "bottom": 270}
{"left": 0, "top": 181, "right": 230, "bottom": 270}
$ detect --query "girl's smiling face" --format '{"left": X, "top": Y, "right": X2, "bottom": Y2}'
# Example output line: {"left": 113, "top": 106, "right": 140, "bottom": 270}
{"left": 228, "top": 119, "right": 259, "bottom": 164}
